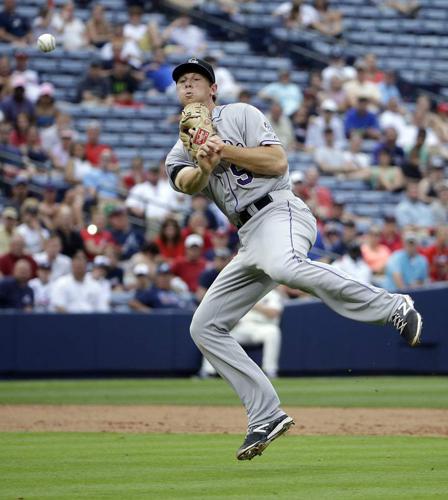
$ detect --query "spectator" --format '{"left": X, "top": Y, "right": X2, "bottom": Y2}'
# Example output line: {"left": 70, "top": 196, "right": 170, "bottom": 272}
{"left": 384, "top": 232, "right": 428, "bottom": 291}
{"left": 361, "top": 225, "right": 391, "bottom": 275}
{"left": 128, "top": 262, "right": 151, "bottom": 308}
{"left": 38, "top": 184, "right": 60, "bottom": 231}
{"left": 0, "top": 206, "right": 18, "bottom": 255}
{"left": 40, "top": 112, "right": 73, "bottom": 154}
{"left": 24, "top": 127, "right": 48, "bottom": 172}
{"left": 9, "top": 111, "right": 30, "bottom": 149}
{"left": 103, "top": 245, "right": 124, "bottom": 290}
{"left": 401, "top": 128, "right": 428, "bottom": 181}
{"left": 155, "top": 217, "right": 185, "bottom": 264}
{"left": 11, "top": 51, "right": 40, "bottom": 103}
{"left": 4, "top": 176, "right": 29, "bottom": 213}
{"left": 88, "top": 255, "right": 111, "bottom": 311}
{"left": 290, "top": 106, "right": 310, "bottom": 149}
{"left": 84, "top": 120, "right": 112, "bottom": 167}
{"left": 314, "top": 128, "right": 354, "bottom": 175}
{"left": 1, "top": 75, "right": 34, "bottom": 124}
{"left": 0, "top": 0, "right": 32, "bottom": 45}
{"left": 100, "top": 25, "right": 142, "bottom": 70}
{"left": 162, "top": 16, "right": 207, "bottom": 57}
{"left": 0, "top": 234, "right": 37, "bottom": 277}
{"left": 420, "top": 226, "right": 448, "bottom": 282}
{"left": 144, "top": 48, "right": 175, "bottom": 94}
{"left": 185, "top": 192, "right": 218, "bottom": 231}
{"left": 344, "top": 95, "right": 381, "bottom": 140}
{"left": 171, "top": 234, "right": 206, "bottom": 293}
{"left": 181, "top": 211, "right": 214, "bottom": 254}
{"left": 203, "top": 55, "right": 241, "bottom": 102}
{"left": 196, "top": 247, "right": 231, "bottom": 302}
{"left": 34, "top": 233, "right": 71, "bottom": 282}
{"left": 123, "top": 6, "right": 150, "bottom": 47}
{"left": 83, "top": 148, "right": 121, "bottom": 201}
{"left": 122, "top": 156, "right": 147, "bottom": 191}
{"left": 65, "top": 142, "right": 94, "bottom": 185}
{"left": 200, "top": 287, "right": 285, "bottom": 379}
{"left": 275, "top": 0, "right": 322, "bottom": 31}
{"left": 332, "top": 242, "right": 372, "bottom": 284}
{"left": 431, "top": 181, "right": 448, "bottom": 226}
{"left": 395, "top": 181, "right": 434, "bottom": 231}
{"left": 126, "top": 241, "right": 161, "bottom": 286}
{"left": 29, "top": 254, "right": 52, "bottom": 312}
{"left": 0, "top": 55, "right": 12, "bottom": 100}
{"left": 363, "top": 53, "right": 384, "bottom": 84}
{"left": 373, "top": 0, "right": 421, "bottom": 18}
{"left": 0, "top": 258, "right": 33, "bottom": 310}
{"left": 321, "top": 53, "right": 356, "bottom": 90}
{"left": 16, "top": 199, "right": 49, "bottom": 254}
{"left": 50, "top": 128, "right": 75, "bottom": 174}
{"left": 419, "top": 158, "right": 446, "bottom": 204}
{"left": 378, "top": 71, "right": 401, "bottom": 107}
{"left": 129, "top": 262, "right": 188, "bottom": 311}
{"left": 305, "top": 99, "right": 345, "bottom": 151}
{"left": 50, "top": 249, "right": 108, "bottom": 312}
{"left": 301, "top": 167, "right": 334, "bottom": 220}
{"left": 258, "top": 69, "right": 302, "bottom": 117}
{"left": 343, "top": 63, "right": 381, "bottom": 108}
{"left": 54, "top": 205, "right": 85, "bottom": 258}
{"left": 80, "top": 210, "right": 114, "bottom": 261}
{"left": 311, "top": 0, "right": 343, "bottom": 38}
{"left": 342, "top": 132, "right": 371, "bottom": 170}
{"left": 265, "top": 101, "right": 295, "bottom": 150}
{"left": 379, "top": 215, "right": 403, "bottom": 253}
{"left": 51, "top": 1, "right": 88, "bottom": 52}
{"left": 329, "top": 220, "right": 358, "bottom": 256}
{"left": 86, "top": 4, "right": 112, "bottom": 48}
{"left": 126, "top": 164, "right": 177, "bottom": 239}
{"left": 32, "top": 5, "right": 58, "bottom": 41}
{"left": 204, "top": 227, "right": 232, "bottom": 261}
{"left": 108, "top": 59, "right": 139, "bottom": 106}
{"left": 35, "top": 83, "right": 58, "bottom": 129}
{"left": 108, "top": 205, "right": 144, "bottom": 261}
{"left": 373, "top": 127, "right": 405, "bottom": 167}
{"left": 379, "top": 97, "right": 407, "bottom": 138}
{"left": 75, "top": 61, "right": 111, "bottom": 105}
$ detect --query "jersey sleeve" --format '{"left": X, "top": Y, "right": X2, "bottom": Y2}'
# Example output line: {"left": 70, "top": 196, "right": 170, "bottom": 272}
{"left": 242, "top": 104, "right": 282, "bottom": 147}
{"left": 165, "top": 139, "right": 196, "bottom": 193}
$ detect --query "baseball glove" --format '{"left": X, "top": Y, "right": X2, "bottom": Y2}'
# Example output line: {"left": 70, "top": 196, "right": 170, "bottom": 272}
{"left": 179, "top": 102, "right": 216, "bottom": 160}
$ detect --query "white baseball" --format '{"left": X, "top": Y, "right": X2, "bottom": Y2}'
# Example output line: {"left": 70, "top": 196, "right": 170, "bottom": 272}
{"left": 37, "top": 33, "right": 56, "bottom": 53}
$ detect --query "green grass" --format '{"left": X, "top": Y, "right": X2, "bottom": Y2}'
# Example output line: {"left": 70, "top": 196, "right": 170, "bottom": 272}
{"left": 0, "top": 433, "right": 447, "bottom": 499}
{"left": 0, "top": 377, "right": 447, "bottom": 407}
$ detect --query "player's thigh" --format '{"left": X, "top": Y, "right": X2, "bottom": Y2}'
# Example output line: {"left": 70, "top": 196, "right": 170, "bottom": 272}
{"left": 192, "top": 256, "right": 275, "bottom": 334}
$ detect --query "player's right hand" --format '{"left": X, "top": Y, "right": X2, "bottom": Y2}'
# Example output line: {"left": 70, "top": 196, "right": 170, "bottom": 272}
{"left": 197, "top": 138, "right": 223, "bottom": 174}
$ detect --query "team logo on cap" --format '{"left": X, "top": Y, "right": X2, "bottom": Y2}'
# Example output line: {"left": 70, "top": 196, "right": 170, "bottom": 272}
{"left": 188, "top": 57, "right": 199, "bottom": 64}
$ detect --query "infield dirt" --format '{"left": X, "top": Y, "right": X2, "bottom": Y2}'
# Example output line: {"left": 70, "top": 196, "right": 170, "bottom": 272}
{"left": 0, "top": 406, "right": 447, "bottom": 436}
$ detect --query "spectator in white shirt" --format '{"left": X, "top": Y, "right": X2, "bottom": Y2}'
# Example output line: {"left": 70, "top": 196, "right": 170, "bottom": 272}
{"left": 123, "top": 5, "right": 147, "bottom": 46}
{"left": 344, "top": 62, "right": 381, "bottom": 109}
{"left": 332, "top": 243, "right": 372, "bottom": 284}
{"left": 265, "top": 101, "right": 296, "bottom": 151}
{"left": 321, "top": 53, "right": 357, "bottom": 90}
{"left": 51, "top": 1, "right": 88, "bottom": 52}
{"left": 50, "top": 250, "right": 108, "bottom": 313}
{"left": 314, "top": 128, "right": 355, "bottom": 175}
{"left": 258, "top": 69, "right": 303, "bottom": 117}
{"left": 342, "top": 132, "right": 371, "bottom": 170}
{"left": 305, "top": 99, "right": 345, "bottom": 151}
{"left": 87, "top": 255, "right": 112, "bottom": 312}
{"left": 29, "top": 255, "right": 53, "bottom": 312}
{"left": 11, "top": 51, "right": 40, "bottom": 103}
{"left": 34, "top": 233, "right": 71, "bottom": 282}
{"left": 204, "top": 55, "right": 241, "bottom": 102}
{"left": 163, "top": 16, "right": 207, "bottom": 57}
{"left": 16, "top": 201, "right": 49, "bottom": 254}
{"left": 126, "top": 164, "right": 178, "bottom": 239}
{"left": 379, "top": 97, "right": 407, "bottom": 137}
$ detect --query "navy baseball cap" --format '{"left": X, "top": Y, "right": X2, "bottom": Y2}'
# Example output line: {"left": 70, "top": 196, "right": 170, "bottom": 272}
{"left": 172, "top": 57, "right": 216, "bottom": 84}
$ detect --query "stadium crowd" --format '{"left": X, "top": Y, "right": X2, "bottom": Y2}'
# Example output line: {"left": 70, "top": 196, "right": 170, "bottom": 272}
{"left": 0, "top": 0, "right": 447, "bottom": 313}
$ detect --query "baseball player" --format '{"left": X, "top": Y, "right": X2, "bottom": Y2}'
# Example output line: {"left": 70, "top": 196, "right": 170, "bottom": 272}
{"left": 165, "top": 58, "right": 423, "bottom": 461}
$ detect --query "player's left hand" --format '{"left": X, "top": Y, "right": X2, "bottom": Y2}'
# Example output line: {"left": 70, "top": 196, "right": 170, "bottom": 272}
{"left": 205, "top": 135, "right": 225, "bottom": 155}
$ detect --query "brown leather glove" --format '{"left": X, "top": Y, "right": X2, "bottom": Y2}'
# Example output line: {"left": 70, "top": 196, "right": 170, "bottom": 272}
{"left": 179, "top": 102, "right": 216, "bottom": 160}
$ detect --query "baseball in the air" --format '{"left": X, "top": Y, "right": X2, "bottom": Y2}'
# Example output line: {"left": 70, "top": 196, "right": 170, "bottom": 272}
{"left": 37, "top": 33, "right": 56, "bottom": 53}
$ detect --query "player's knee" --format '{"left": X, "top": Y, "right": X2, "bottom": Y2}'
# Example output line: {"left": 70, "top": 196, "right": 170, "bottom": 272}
{"left": 189, "top": 315, "right": 204, "bottom": 345}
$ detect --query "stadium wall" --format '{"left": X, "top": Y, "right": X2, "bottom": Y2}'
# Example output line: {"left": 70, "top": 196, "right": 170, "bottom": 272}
{"left": 0, "top": 287, "right": 446, "bottom": 376}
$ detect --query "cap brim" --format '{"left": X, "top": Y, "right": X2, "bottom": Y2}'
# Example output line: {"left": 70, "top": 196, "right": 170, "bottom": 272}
{"left": 172, "top": 63, "right": 215, "bottom": 83}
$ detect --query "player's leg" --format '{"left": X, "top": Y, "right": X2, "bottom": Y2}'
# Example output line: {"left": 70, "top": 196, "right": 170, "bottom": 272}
{"left": 190, "top": 252, "right": 284, "bottom": 427}
{"left": 243, "top": 198, "right": 421, "bottom": 343}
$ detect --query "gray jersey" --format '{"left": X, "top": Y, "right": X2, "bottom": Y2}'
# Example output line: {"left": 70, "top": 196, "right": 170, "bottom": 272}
{"left": 166, "top": 103, "right": 290, "bottom": 226}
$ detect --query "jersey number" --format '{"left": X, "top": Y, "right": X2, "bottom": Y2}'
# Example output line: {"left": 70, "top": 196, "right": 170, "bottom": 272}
{"left": 230, "top": 164, "right": 253, "bottom": 186}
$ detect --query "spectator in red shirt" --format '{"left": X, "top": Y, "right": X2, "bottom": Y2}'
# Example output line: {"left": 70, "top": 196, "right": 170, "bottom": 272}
{"left": 171, "top": 234, "right": 206, "bottom": 293}
{"left": 181, "top": 211, "right": 214, "bottom": 255}
{"left": 122, "top": 155, "right": 147, "bottom": 191}
{"left": 301, "top": 167, "right": 334, "bottom": 220}
{"left": 420, "top": 225, "right": 448, "bottom": 282}
{"left": 84, "top": 120, "right": 112, "bottom": 166}
{"left": 9, "top": 112, "right": 30, "bottom": 149}
{"left": 380, "top": 215, "right": 403, "bottom": 253}
{"left": 0, "top": 233, "right": 37, "bottom": 278}
{"left": 155, "top": 217, "right": 184, "bottom": 264}
{"left": 80, "top": 210, "right": 114, "bottom": 260}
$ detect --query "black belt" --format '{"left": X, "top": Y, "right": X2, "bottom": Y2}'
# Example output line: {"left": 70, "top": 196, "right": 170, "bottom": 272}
{"left": 237, "top": 194, "right": 273, "bottom": 229}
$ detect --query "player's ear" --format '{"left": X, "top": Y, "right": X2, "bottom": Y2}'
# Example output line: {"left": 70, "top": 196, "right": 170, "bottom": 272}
{"left": 210, "top": 83, "right": 218, "bottom": 100}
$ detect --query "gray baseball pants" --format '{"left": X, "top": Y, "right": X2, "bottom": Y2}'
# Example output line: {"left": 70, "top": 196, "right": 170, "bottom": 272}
{"left": 190, "top": 191, "right": 402, "bottom": 427}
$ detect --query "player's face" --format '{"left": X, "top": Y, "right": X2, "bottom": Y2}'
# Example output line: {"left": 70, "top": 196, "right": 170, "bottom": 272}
{"left": 176, "top": 72, "right": 217, "bottom": 106}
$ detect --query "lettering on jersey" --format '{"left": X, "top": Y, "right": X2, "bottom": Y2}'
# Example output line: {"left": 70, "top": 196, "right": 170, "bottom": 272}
{"left": 264, "top": 121, "right": 274, "bottom": 133}
{"left": 223, "top": 139, "right": 254, "bottom": 186}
